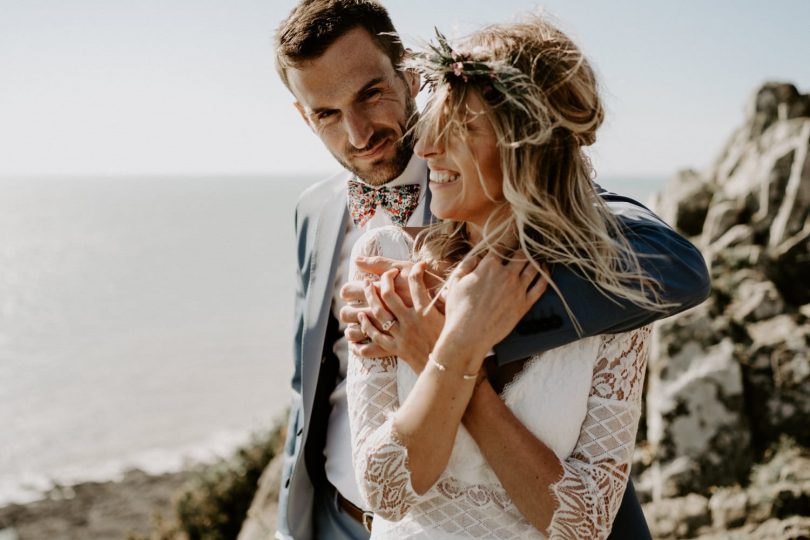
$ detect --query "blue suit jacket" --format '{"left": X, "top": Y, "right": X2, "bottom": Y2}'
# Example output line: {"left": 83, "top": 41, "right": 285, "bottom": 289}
{"left": 276, "top": 172, "right": 710, "bottom": 539}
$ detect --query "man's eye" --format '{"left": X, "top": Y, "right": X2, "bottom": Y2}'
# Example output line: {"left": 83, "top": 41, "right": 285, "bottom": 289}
{"left": 363, "top": 88, "right": 382, "bottom": 100}
{"left": 316, "top": 111, "right": 336, "bottom": 122}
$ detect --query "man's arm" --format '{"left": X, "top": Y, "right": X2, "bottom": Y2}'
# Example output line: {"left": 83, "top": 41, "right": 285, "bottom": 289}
{"left": 494, "top": 192, "right": 710, "bottom": 364}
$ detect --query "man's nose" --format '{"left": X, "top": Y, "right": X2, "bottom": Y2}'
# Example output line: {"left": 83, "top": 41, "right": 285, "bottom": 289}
{"left": 344, "top": 107, "right": 374, "bottom": 149}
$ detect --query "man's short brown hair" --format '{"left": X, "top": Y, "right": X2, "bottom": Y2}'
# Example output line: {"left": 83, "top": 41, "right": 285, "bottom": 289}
{"left": 275, "top": 0, "right": 405, "bottom": 89}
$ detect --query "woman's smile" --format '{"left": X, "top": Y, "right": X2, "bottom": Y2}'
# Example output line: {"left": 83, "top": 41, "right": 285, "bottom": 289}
{"left": 428, "top": 168, "right": 461, "bottom": 185}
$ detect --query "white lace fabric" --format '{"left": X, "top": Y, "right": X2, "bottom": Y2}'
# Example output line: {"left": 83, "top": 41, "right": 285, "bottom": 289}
{"left": 345, "top": 227, "right": 651, "bottom": 539}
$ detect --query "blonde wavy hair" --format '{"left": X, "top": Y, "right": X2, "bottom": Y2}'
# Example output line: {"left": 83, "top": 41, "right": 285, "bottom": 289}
{"left": 408, "top": 16, "right": 668, "bottom": 330}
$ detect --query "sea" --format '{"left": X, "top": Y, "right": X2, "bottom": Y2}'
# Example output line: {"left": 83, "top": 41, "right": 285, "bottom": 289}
{"left": 0, "top": 174, "right": 665, "bottom": 506}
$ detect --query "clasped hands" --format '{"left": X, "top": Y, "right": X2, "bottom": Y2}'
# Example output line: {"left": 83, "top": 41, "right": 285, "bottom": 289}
{"left": 340, "top": 252, "right": 548, "bottom": 375}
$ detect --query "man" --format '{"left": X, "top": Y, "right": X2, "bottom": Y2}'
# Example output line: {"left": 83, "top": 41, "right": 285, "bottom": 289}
{"left": 269, "top": 1, "right": 710, "bottom": 539}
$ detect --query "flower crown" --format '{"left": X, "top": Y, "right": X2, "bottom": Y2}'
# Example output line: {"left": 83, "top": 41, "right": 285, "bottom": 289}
{"left": 406, "top": 28, "right": 526, "bottom": 104}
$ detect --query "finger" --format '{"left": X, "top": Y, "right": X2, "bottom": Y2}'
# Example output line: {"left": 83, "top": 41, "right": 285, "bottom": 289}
{"left": 363, "top": 280, "right": 396, "bottom": 332}
{"left": 478, "top": 250, "right": 503, "bottom": 271}
{"left": 358, "top": 312, "right": 397, "bottom": 353}
{"left": 379, "top": 269, "right": 409, "bottom": 321}
{"left": 339, "top": 280, "right": 367, "bottom": 303}
{"left": 355, "top": 256, "right": 408, "bottom": 276}
{"left": 344, "top": 324, "right": 367, "bottom": 344}
{"left": 508, "top": 249, "right": 529, "bottom": 269}
{"left": 453, "top": 252, "right": 481, "bottom": 280}
{"left": 524, "top": 263, "right": 550, "bottom": 291}
{"left": 518, "top": 260, "right": 540, "bottom": 286}
{"left": 518, "top": 256, "right": 536, "bottom": 279}
{"left": 393, "top": 270, "right": 414, "bottom": 308}
{"left": 339, "top": 304, "right": 370, "bottom": 325}
{"left": 408, "top": 262, "right": 433, "bottom": 313}
{"left": 527, "top": 273, "right": 549, "bottom": 302}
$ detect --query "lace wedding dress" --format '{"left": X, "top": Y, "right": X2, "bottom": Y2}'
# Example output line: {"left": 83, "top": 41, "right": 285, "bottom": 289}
{"left": 346, "top": 227, "right": 651, "bottom": 539}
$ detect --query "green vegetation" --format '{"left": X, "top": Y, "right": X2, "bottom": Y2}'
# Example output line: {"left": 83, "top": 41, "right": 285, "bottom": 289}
{"left": 132, "top": 419, "right": 286, "bottom": 540}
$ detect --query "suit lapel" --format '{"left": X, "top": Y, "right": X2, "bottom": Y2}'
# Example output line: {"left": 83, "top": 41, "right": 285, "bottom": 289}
{"left": 302, "top": 178, "right": 348, "bottom": 420}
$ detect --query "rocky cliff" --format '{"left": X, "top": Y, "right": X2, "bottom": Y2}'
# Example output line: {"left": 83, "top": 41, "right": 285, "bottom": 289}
{"left": 640, "top": 82, "right": 810, "bottom": 539}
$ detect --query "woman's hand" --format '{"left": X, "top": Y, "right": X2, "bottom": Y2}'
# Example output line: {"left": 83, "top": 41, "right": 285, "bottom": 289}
{"left": 439, "top": 250, "right": 548, "bottom": 363}
{"left": 350, "top": 261, "right": 444, "bottom": 373}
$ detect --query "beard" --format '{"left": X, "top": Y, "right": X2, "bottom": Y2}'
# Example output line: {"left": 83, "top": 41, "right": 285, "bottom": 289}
{"left": 334, "top": 98, "right": 418, "bottom": 186}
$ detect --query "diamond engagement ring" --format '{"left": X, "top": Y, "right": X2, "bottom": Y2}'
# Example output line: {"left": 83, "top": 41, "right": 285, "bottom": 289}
{"left": 381, "top": 319, "right": 397, "bottom": 332}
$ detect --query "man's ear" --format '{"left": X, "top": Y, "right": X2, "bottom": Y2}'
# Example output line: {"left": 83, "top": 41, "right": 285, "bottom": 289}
{"left": 402, "top": 50, "right": 420, "bottom": 98}
{"left": 294, "top": 101, "right": 313, "bottom": 129}
{"left": 405, "top": 68, "right": 420, "bottom": 99}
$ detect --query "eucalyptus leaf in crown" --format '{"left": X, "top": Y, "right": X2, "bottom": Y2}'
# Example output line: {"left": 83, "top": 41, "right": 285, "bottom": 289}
{"left": 405, "top": 28, "right": 529, "bottom": 110}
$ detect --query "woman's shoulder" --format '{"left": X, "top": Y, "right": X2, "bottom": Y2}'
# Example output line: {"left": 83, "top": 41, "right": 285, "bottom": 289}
{"left": 594, "top": 326, "right": 653, "bottom": 364}
{"left": 590, "top": 325, "right": 653, "bottom": 401}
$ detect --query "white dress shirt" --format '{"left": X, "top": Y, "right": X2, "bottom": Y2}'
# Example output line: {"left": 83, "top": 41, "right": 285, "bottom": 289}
{"left": 324, "top": 155, "right": 428, "bottom": 508}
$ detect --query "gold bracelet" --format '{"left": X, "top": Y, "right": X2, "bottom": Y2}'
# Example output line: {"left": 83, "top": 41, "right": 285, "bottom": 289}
{"left": 428, "top": 354, "right": 478, "bottom": 380}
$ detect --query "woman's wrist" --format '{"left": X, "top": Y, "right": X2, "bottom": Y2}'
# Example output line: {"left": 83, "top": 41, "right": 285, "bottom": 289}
{"left": 431, "top": 332, "right": 489, "bottom": 375}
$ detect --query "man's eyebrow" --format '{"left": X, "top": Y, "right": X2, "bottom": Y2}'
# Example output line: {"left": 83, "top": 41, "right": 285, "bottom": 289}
{"left": 355, "top": 77, "right": 385, "bottom": 98}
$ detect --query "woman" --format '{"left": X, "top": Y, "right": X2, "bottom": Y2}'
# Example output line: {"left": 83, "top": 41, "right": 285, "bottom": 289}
{"left": 346, "top": 16, "right": 662, "bottom": 539}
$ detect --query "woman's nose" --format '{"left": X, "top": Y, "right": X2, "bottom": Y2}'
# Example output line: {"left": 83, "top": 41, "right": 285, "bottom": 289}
{"left": 414, "top": 131, "right": 441, "bottom": 159}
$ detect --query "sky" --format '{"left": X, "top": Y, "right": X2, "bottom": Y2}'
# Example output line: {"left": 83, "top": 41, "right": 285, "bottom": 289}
{"left": 1, "top": 0, "right": 808, "bottom": 179}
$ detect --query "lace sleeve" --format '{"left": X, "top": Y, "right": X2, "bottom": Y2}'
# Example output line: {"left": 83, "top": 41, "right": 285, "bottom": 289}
{"left": 345, "top": 227, "right": 423, "bottom": 521}
{"left": 546, "top": 326, "right": 652, "bottom": 539}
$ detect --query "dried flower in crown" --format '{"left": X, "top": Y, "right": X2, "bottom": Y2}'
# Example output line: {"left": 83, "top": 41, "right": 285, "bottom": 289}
{"left": 405, "top": 28, "right": 527, "bottom": 105}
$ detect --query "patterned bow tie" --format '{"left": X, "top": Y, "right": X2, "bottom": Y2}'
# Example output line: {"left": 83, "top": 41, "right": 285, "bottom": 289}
{"left": 347, "top": 180, "right": 421, "bottom": 228}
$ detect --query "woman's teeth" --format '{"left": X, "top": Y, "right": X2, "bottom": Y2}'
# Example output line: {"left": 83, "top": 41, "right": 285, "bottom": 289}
{"left": 429, "top": 171, "right": 460, "bottom": 184}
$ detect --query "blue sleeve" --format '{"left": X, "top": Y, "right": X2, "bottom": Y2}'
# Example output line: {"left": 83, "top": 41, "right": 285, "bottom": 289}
{"left": 493, "top": 191, "right": 710, "bottom": 364}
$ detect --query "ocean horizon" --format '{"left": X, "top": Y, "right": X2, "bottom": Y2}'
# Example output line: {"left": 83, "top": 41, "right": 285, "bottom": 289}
{"left": 0, "top": 173, "right": 667, "bottom": 506}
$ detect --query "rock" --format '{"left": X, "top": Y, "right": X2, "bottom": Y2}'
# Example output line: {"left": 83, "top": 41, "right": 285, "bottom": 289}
{"left": 643, "top": 493, "right": 710, "bottom": 539}
{"left": 692, "top": 516, "right": 810, "bottom": 540}
{"left": 708, "top": 223, "right": 754, "bottom": 254}
{"left": 646, "top": 336, "right": 751, "bottom": 497}
{"left": 745, "top": 440, "right": 810, "bottom": 523}
{"left": 653, "top": 169, "right": 714, "bottom": 236}
{"left": 651, "top": 304, "right": 725, "bottom": 361}
{"left": 702, "top": 198, "right": 745, "bottom": 245}
{"left": 708, "top": 487, "right": 748, "bottom": 530}
{"left": 766, "top": 225, "right": 810, "bottom": 306}
{"left": 743, "top": 516, "right": 810, "bottom": 540}
{"left": 743, "top": 321, "right": 810, "bottom": 451}
{"left": 236, "top": 453, "right": 282, "bottom": 540}
{"left": 727, "top": 279, "right": 785, "bottom": 323}
{"left": 747, "top": 314, "right": 805, "bottom": 349}
{"left": 0, "top": 528, "right": 19, "bottom": 540}
{"left": 641, "top": 80, "right": 810, "bottom": 540}
{"left": 748, "top": 83, "right": 810, "bottom": 139}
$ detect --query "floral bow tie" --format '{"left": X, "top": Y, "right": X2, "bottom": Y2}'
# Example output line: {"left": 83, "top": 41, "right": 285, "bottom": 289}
{"left": 347, "top": 180, "right": 421, "bottom": 227}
